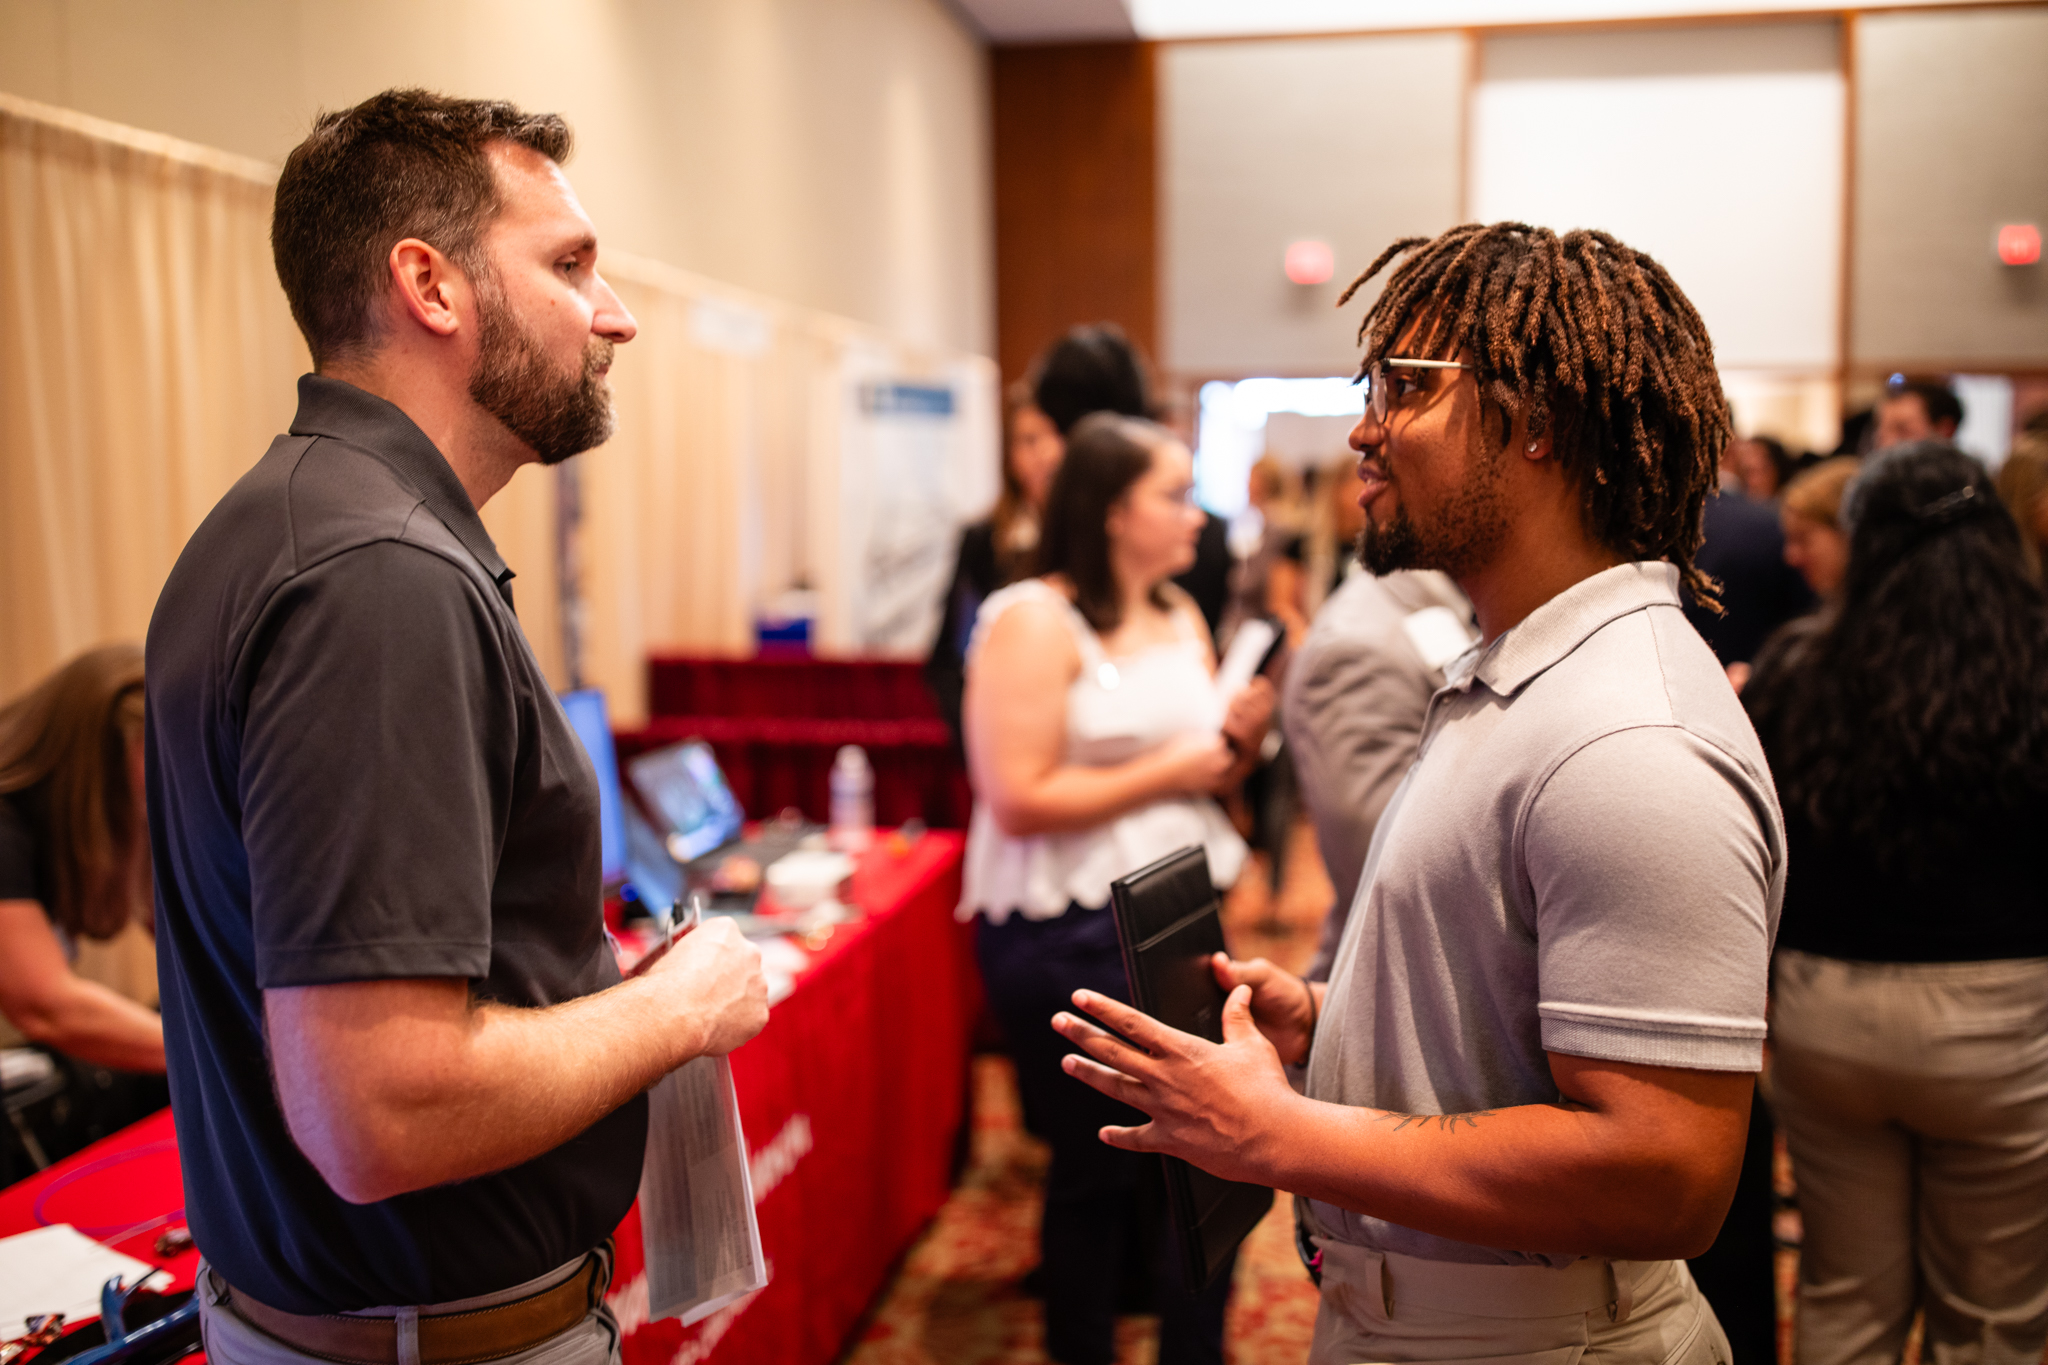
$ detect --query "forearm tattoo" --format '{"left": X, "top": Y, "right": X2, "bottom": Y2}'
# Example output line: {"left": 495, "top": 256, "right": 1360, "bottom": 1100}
{"left": 1372, "top": 1109, "right": 1497, "bottom": 1133}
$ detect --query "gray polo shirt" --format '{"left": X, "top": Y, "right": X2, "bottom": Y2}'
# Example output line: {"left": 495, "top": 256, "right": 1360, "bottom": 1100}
{"left": 1304, "top": 562, "right": 1784, "bottom": 1267}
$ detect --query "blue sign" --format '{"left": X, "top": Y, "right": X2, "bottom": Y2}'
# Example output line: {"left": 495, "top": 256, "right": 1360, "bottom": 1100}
{"left": 860, "top": 382, "right": 955, "bottom": 417}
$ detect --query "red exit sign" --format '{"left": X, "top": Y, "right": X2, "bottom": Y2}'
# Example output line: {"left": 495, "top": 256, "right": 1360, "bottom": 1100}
{"left": 1998, "top": 223, "right": 2042, "bottom": 267}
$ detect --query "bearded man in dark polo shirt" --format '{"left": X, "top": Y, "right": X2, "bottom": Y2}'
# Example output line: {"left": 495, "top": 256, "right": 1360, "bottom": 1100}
{"left": 1051, "top": 224, "right": 1783, "bottom": 1364}
{"left": 146, "top": 89, "right": 767, "bottom": 1359}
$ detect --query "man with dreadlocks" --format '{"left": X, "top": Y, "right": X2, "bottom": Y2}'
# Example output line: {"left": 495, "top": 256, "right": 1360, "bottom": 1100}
{"left": 1051, "top": 223, "right": 1782, "bottom": 1362}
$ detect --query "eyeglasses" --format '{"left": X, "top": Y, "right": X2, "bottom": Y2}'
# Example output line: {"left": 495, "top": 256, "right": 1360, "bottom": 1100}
{"left": 1360, "top": 358, "right": 1468, "bottom": 426}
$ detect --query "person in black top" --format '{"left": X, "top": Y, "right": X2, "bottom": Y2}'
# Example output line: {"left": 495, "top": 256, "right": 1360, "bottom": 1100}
{"left": 1683, "top": 487, "right": 1814, "bottom": 668}
{"left": 1743, "top": 442, "right": 2048, "bottom": 1365}
{"left": 147, "top": 90, "right": 766, "bottom": 1345}
{"left": 0, "top": 645, "right": 166, "bottom": 1183}
{"left": 925, "top": 383, "right": 1066, "bottom": 739}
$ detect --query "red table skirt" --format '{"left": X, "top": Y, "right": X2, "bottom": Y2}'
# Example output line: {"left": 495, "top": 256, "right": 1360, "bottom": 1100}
{"left": 0, "top": 833, "right": 978, "bottom": 1365}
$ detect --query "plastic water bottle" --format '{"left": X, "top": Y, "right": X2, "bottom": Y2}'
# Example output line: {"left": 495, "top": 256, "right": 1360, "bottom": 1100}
{"left": 829, "top": 745, "right": 874, "bottom": 852}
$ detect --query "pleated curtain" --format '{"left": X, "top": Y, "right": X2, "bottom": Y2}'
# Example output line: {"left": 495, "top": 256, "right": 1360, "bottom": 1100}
{"left": 0, "top": 94, "right": 305, "bottom": 705}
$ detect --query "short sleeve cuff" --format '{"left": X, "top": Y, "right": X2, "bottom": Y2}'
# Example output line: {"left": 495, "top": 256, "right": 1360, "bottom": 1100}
{"left": 1539, "top": 1004, "right": 1764, "bottom": 1073}
{"left": 258, "top": 939, "right": 492, "bottom": 989}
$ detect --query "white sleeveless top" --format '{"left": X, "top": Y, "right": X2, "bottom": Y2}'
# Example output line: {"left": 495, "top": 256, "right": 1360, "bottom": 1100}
{"left": 958, "top": 579, "right": 1249, "bottom": 924}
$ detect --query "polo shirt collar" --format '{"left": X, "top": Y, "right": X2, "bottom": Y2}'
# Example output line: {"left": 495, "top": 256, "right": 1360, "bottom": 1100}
{"left": 288, "top": 374, "right": 514, "bottom": 590}
{"left": 1453, "top": 561, "right": 1682, "bottom": 698}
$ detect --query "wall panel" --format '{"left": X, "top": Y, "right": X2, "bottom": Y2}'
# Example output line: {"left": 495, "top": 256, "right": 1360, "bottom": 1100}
{"left": 1471, "top": 21, "right": 1844, "bottom": 373}
{"left": 1160, "top": 33, "right": 1466, "bottom": 378}
{"left": 992, "top": 42, "right": 1158, "bottom": 383}
{"left": 1850, "top": 6, "right": 2048, "bottom": 371}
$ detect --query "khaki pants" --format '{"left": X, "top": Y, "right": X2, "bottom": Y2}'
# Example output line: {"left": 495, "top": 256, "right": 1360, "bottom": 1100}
{"left": 1772, "top": 950, "right": 2048, "bottom": 1365}
{"left": 197, "top": 1252, "right": 620, "bottom": 1365}
{"left": 1308, "top": 1240, "right": 1731, "bottom": 1365}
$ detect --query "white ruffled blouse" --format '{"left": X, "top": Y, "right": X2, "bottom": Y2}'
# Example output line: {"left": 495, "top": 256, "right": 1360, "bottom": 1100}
{"left": 958, "top": 579, "right": 1248, "bottom": 924}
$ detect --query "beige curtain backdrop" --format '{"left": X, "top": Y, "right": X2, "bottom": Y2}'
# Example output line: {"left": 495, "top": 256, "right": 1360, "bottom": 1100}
{"left": 0, "top": 93, "right": 306, "bottom": 704}
{"left": 1, "top": 93, "right": 997, "bottom": 725}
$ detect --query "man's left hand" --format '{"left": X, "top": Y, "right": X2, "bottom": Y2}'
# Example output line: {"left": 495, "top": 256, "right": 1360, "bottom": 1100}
{"left": 1220, "top": 677, "right": 1276, "bottom": 768}
{"left": 1051, "top": 985, "right": 1297, "bottom": 1186}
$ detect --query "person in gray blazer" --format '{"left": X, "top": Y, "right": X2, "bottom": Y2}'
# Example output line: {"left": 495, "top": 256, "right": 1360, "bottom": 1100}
{"left": 1282, "top": 566, "right": 1473, "bottom": 981}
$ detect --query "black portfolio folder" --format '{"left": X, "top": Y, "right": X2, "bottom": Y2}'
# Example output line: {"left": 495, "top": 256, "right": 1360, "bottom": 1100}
{"left": 1107, "top": 845, "right": 1276, "bottom": 1290}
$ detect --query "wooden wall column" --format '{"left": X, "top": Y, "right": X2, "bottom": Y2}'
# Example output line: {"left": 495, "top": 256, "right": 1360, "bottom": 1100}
{"left": 992, "top": 42, "right": 1159, "bottom": 386}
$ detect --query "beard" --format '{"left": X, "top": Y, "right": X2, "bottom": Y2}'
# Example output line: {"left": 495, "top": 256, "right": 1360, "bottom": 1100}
{"left": 468, "top": 281, "right": 617, "bottom": 466}
{"left": 1354, "top": 441, "right": 1512, "bottom": 579}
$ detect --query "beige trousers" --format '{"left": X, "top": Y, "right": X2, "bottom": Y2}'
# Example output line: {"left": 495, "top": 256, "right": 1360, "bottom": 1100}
{"left": 196, "top": 1252, "right": 620, "bottom": 1365}
{"left": 1308, "top": 1239, "right": 1731, "bottom": 1365}
{"left": 1772, "top": 950, "right": 2048, "bottom": 1365}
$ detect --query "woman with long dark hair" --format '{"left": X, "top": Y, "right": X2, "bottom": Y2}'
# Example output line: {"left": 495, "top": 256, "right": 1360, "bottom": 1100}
{"left": 960, "top": 413, "right": 1271, "bottom": 1365}
{"left": 1743, "top": 442, "right": 2048, "bottom": 1365}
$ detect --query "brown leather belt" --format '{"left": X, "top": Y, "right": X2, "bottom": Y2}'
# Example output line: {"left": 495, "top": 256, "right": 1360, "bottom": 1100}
{"left": 215, "top": 1255, "right": 603, "bottom": 1365}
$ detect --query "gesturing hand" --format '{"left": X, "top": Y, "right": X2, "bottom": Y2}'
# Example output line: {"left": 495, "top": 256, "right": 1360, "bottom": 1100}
{"left": 1221, "top": 676, "right": 1276, "bottom": 755}
{"left": 1051, "top": 985, "right": 1299, "bottom": 1188}
{"left": 1209, "top": 952, "right": 1317, "bottom": 1066}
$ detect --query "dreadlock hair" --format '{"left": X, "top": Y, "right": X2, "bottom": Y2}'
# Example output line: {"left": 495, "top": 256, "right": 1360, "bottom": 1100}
{"left": 1337, "top": 222, "right": 1731, "bottom": 608}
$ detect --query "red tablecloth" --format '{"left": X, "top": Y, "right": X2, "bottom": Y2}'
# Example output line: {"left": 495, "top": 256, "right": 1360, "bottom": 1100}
{"left": 0, "top": 831, "right": 976, "bottom": 1365}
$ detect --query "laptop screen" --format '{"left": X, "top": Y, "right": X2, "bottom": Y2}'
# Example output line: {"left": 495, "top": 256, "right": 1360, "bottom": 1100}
{"left": 627, "top": 740, "right": 745, "bottom": 864}
{"left": 558, "top": 689, "right": 626, "bottom": 885}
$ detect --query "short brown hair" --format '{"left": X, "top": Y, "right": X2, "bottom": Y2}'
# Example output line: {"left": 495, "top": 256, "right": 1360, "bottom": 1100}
{"left": 1782, "top": 456, "right": 1862, "bottom": 531}
{"left": 272, "top": 88, "right": 573, "bottom": 367}
{"left": 1994, "top": 431, "right": 2048, "bottom": 564}
{"left": 0, "top": 645, "right": 148, "bottom": 941}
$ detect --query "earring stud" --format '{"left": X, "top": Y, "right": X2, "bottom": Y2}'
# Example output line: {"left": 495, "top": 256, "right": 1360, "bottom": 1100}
{"left": 1526, "top": 441, "right": 1539, "bottom": 452}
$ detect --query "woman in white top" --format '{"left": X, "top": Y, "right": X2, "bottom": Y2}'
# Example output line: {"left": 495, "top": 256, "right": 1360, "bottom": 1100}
{"left": 961, "top": 413, "right": 1271, "bottom": 1365}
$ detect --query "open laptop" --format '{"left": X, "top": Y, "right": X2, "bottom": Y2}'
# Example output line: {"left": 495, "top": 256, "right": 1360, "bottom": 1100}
{"left": 624, "top": 739, "right": 819, "bottom": 912}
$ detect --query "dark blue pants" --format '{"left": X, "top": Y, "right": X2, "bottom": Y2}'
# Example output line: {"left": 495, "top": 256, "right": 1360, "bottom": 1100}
{"left": 978, "top": 906, "right": 1234, "bottom": 1365}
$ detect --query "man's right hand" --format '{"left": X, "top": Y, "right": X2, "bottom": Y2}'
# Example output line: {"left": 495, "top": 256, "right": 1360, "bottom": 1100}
{"left": 1210, "top": 952, "right": 1317, "bottom": 1066}
{"left": 649, "top": 916, "right": 769, "bottom": 1058}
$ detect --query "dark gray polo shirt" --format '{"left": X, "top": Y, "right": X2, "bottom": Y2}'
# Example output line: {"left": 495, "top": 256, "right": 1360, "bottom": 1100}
{"left": 146, "top": 375, "right": 645, "bottom": 1313}
{"left": 1304, "top": 563, "right": 1784, "bottom": 1268}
